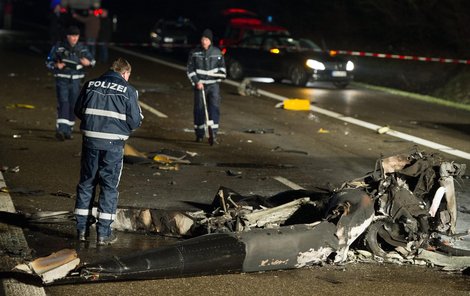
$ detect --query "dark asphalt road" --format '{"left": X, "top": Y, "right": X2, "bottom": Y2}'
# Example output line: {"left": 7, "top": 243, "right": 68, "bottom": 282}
{"left": 0, "top": 30, "right": 469, "bottom": 295}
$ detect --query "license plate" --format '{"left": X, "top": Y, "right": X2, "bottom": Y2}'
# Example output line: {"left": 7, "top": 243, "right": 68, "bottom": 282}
{"left": 332, "top": 71, "right": 347, "bottom": 77}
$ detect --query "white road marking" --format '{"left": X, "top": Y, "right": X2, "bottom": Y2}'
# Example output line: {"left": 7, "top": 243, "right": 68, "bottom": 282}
{"left": 0, "top": 172, "right": 47, "bottom": 296}
{"left": 273, "top": 176, "right": 305, "bottom": 190}
{"left": 258, "top": 90, "right": 470, "bottom": 160}
{"left": 113, "top": 46, "right": 470, "bottom": 160}
{"left": 139, "top": 101, "right": 168, "bottom": 118}
{"left": 112, "top": 46, "right": 187, "bottom": 71}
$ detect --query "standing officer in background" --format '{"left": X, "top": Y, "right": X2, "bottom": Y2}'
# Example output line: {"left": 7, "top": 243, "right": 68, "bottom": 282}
{"left": 186, "top": 28, "right": 226, "bottom": 144}
{"left": 48, "top": 0, "right": 65, "bottom": 44}
{"left": 46, "top": 25, "right": 95, "bottom": 141}
{"left": 74, "top": 57, "right": 143, "bottom": 246}
{"left": 97, "top": 8, "right": 112, "bottom": 63}
{"left": 72, "top": 8, "right": 100, "bottom": 57}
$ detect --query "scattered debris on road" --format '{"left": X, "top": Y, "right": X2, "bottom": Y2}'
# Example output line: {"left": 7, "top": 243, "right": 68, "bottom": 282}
{"left": 9, "top": 166, "right": 20, "bottom": 173}
{"left": 271, "top": 146, "right": 308, "bottom": 155}
{"left": 6, "top": 103, "right": 35, "bottom": 109}
{"left": 237, "top": 77, "right": 273, "bottom": 97}
{"left": 376, "top": 125, "right": 390, "bottom": 134}
{"left": 124, "top": 144, "right": 192, "bottom": 167}
{"left": 50, "top": 190, "right": 75, "bottom": 199}
{"left": 10, "top": 148, "right": 470, "bottom": 284}
{"left": 244, "top": 128, "right": 274, "bottom": 134}
{"left": 225, "top": 170, "right": 242, "bottom": 177}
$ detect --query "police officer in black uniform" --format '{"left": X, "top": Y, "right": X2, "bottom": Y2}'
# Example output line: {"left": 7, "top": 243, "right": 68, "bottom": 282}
{"left": 46, "top": 25, "right": 95, "bottom": 141}
{"left": 187, "top": 29, "right": 226, "bottom": 144}
{"left": 74, "top": 57, "right": 143, "bottom": 245}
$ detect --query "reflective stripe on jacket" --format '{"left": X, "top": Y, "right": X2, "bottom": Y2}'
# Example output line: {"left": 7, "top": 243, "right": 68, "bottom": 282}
{"left": 187, "top": 45, "right": 226, "bottom": 85}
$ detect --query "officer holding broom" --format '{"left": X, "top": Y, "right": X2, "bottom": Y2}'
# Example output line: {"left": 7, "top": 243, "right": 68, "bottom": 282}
{"left": 186, "top": 28, "right": 226, "bottom": 145}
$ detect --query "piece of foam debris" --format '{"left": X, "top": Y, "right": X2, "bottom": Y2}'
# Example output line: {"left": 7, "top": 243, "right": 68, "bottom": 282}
{"left": 14, "top": 249, "right": 80, "bottom": 284}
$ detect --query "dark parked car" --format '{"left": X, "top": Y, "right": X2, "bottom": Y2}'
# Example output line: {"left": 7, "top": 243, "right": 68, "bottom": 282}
{"left": 224, "top": 34, "right": 354, "bottom": 88}
{"left": 150, "top": 18, "right": 198, "bottom": 52}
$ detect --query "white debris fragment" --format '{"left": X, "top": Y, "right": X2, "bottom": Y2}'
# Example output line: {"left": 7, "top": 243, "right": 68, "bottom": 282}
{"left": 416, "top": 249, "right": 470, "bottom": 270}
{"left": 356, "top": 249, "right": 373, "bottom": 258}
{"left": 376, "top": 126, "right": 390, "bottom": 134}
{"left": 13, "top": 249, "right": 80, "bottom": 284}
{"left": 307, "top": 113, "right": 319, "bottom": 122}
{"left": 413, "top": 259, "right": 429, "bottom": 266}
{"left": 186, "top": 151, "right": 198, "bottom": 157}
{"left": 295, "top": 247, "right": 334, "bottom": 268}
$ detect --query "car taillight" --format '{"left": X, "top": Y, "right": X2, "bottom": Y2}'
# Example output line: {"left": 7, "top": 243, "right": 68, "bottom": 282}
{"left": 93, "top": 9, "right": 103, "bottom": 16}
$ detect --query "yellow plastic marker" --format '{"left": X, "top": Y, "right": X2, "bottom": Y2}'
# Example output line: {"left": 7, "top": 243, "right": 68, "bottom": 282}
{"left": 7, "top": 103, "right": 36, "bottom": 109}
{"left": 283, "top": 98, "right": 310, "bottom": 111}
{"left": 153, "top": 155, "right": 172, "bottom": 163}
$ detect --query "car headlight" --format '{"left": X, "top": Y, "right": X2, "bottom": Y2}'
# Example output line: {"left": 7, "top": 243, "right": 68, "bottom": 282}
{"left": 346, "top": 60, "right": 354, "bottom": 71}
{"left": 306, "top": 59, "right": 325, "bottom": 70}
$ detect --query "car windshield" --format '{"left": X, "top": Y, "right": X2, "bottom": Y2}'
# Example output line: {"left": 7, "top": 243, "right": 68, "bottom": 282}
{"left": 239, "top": 36, "right": 263, "bottom": 48}
{"left": 298, "top": 38, "right": 322, "bottom": 51}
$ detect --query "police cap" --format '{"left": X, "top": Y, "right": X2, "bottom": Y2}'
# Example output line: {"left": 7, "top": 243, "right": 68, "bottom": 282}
{"left": 66, "top": 26, "right": 80, "bottom": 36}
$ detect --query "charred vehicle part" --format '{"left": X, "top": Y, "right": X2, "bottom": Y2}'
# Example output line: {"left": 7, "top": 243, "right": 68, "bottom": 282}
{"left": 13, "top": 149, "right": 469, "bottom": 284}
{"left": 362, "top": 152, "right": 464, "bottom": 259}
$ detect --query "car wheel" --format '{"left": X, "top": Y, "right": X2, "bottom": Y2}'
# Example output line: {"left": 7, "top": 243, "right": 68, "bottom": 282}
{"left": 364, "top": 220, "right": 394, "bottom": 258}
{"left": 364, "top": 218, "right": 408, "bottom": 258}
{"left": 333, "top": 81, "right": 349, "bottom": 89}
{"left": 289, "top": 65, "right": 308, "bottom": 86}
{"left": 228, "top": 60, "right": 244, "bottom": 80}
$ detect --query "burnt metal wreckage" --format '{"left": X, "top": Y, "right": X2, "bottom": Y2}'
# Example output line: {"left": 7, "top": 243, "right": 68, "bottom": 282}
{"left": 14, "top": 148, "right": 470, "bottom": 284}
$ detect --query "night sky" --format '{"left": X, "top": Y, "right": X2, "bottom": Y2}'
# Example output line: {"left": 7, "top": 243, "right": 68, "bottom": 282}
{"left": 7, "top": 0, "right": 470, "bottom": 57}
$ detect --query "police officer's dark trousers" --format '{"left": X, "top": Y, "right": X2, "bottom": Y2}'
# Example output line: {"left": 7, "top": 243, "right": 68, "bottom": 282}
{"left": 193, "top": 83, "right": 220, "bottom": 139}
{"left": 56, "top": 77, "right": 81, "bottom": 137}
{"left": 75, "top": 138, "right": 123, "bottom": 238}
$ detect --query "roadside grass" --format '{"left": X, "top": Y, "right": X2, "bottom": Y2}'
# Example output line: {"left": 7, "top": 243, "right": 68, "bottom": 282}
{"left": 353, "top": 82, "right": 470, "bottom": 112}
